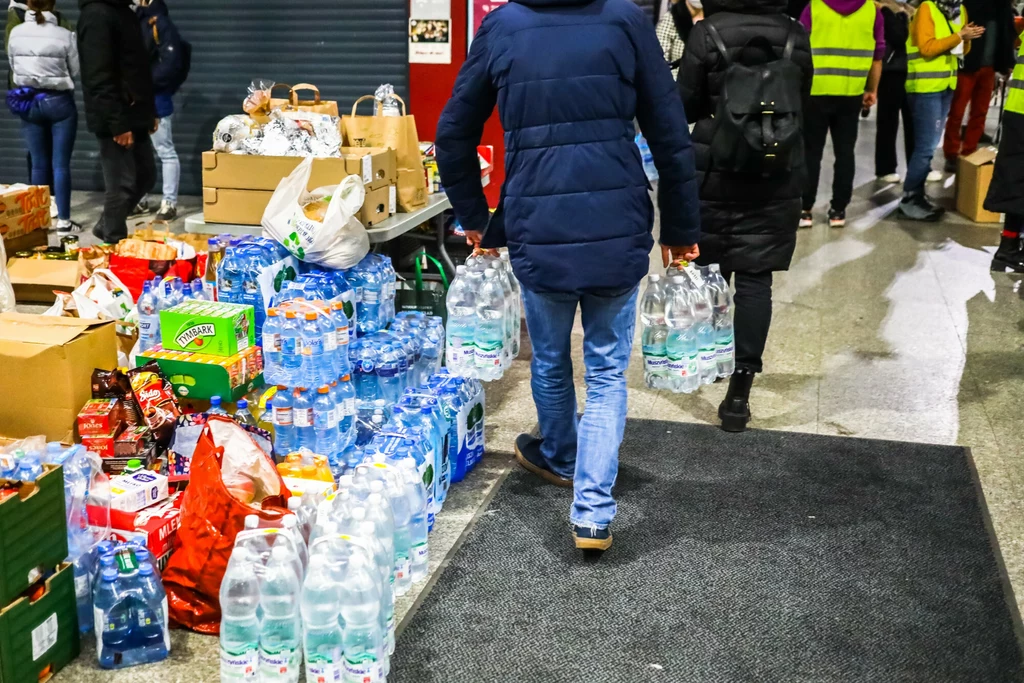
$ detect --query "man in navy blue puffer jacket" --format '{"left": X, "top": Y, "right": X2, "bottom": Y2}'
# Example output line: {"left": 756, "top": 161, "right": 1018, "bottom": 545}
{"left": 436, "top": 0, "right": 700, "bottom": 552}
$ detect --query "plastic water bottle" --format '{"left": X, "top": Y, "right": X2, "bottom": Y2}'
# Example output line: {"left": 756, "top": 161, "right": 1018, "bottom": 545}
{"left": 338, "top": 544, "right": 385, "bottom": 682}
{"left": 137, "top": 281, "right": 161, "bottom": 352}
{"left": 314, "top": 386, "right": 339, "bottom": 457}
{"left": 93, "top": 569, "right": 132, "bottom": 669}
{"left": 665, "top": 276, "right": 700, "bottom": 394}
{"left": 398, "top": 458, "right": 430, "bottom": 583}
{"left": 209, "top": 396, "right": 230, "bottom": 417}
{"left": 487, "top": 264, "right": 514, "bottom": 369}
{"left": 234, "top": 399, "right": 258, "bottom": 428}
{"left": 475, "top": 269, "right": 506, "bottom": 381}
{"left": 259, "top": 545, "right": 301, "bottom": 683}
{"left": 359, "top": 257, "right": 383, "bottom": 335}
{"left": 220, "top": 548, "right": 260, "bottom": 681}
{"left": 301, "top": 312, "right": 326, "bottom": 388}
{"left": 376, "top": 339, "right": 403, "bottom": 407}
{"left": 301, "top": 555, "right": 345, "bottom": 683}
{"left": 262, "top": 308, "right": 283, "bottom": 383}
{"left": 330, "top": 301, "right": 351, "bottom": 376}
{"left": 280, "top": 311, "right": 304, "bottom": 388}
{"left": 350, "top": 340, "right": 379, "bottom": 407}
{"left": 707, "top": 264, "right": 736, "bottom": 378}
{"left": 293, "top": 389, "right": 316, "bottom": 451}
{"left": 272, "top": 386, "right": 296, "bottom": 455}
{"left": 690, "top": 268, "right": 718, "bottom": 385}
{"left": 336, "top": 375, "right": 357, "bottom": 449}
{"left": 445, "top": 266, "right": 476, "bottom": 376}
{"left": 636, "top": 133, "right": 659, "bottom": 181}
{"left": 15, "top": 454, "right": 42, "bottom": 482}
{"left": 501, "top": 252, "right": 522, "bottom": 358}
{"left": 135, "top": 562, "right": 170, "bottom": 659}
{"left": 640, "top": 274, "right": 669, "bottom": 389}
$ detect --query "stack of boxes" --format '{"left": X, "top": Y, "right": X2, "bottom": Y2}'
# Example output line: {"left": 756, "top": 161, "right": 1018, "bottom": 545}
{"left": 0, "top": 462, "right": 80, "bottom": 682}
{"left": 200, "top": 147, "right": 397, "bottom": 227}
{"left": 0, "top": 184, "right": 51, "bottom": 253}
{"left": 136, "top": 300, "right": 262, "bottom": 401}
{"left": 89, "top": 480, "right": 180, "bottom": 573}
{"left": 77, "top": 398, "right": 158, "bottom": 474}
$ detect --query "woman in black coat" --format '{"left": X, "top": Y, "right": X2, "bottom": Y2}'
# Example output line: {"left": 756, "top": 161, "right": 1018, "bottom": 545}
{"left": 678, "top": 0, "right": 813, "bottom": 432}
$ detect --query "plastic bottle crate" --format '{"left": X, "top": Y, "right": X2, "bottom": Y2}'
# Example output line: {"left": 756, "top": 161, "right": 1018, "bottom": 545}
{"left": 0, "top": 562, "right": 80, "bottom": 683}
{"left": 0, "top": 464, "right": 69, "bottom": 606}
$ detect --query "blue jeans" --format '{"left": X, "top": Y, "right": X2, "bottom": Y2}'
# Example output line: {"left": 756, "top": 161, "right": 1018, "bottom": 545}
{"left": 905, "top": 89, "right": 954, "bottom": 197}
{"left": 150, "top": 114, "right": 179, "bottom": 205}
{"left": 20, "top": 92, "right": 77, "bottom": 220}
{"left": 521, "top": 285, "right": 639, "bottom": 529}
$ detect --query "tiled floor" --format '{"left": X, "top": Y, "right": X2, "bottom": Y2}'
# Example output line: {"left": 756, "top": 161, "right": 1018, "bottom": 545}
{"left": 47, "top": 109, "right": 1024, "bottom": 680}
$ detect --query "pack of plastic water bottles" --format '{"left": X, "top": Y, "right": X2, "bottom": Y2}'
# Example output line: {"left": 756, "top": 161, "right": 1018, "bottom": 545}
{"left": 137, "top": 275, "right": 214, "bottom": 352}
{"left": 219, "top": 460, "right": 432, "bottom": 683}
{"left": 445, "top": 252, "right": 522, "bottom": 381}
{"left": 216, "top": 236, "right": 293, "bottom": 337}
{"left": 640, "top": 263, "right": 735, "bottom": 393}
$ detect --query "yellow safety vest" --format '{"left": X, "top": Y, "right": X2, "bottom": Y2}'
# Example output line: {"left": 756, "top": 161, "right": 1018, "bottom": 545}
{"left": 1007, "top": 41, "right": 1024, "bottom": 115}
{"left": 809, "top": 0, "right": 877, "bottom": 97}
{"left": 906, "top": 1, "right": 964, "bottom": 94}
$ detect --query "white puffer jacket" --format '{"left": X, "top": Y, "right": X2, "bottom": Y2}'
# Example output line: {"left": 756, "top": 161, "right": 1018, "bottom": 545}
{"left": 7, "top": 11, "right": 79, "bottom": 91}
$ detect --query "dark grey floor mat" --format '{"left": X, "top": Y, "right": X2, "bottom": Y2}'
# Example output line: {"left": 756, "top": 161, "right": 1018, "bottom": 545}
{"left": 392, "top": 420, "right": 1024, "bottom": 683}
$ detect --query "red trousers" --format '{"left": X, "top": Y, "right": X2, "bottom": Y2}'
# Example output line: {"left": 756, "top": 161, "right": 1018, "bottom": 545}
{"left": 944, "top": 67, "right": 996, "bottom": 160}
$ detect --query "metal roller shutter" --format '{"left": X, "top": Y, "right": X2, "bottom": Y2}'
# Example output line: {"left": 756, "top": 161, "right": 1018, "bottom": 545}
{"left": 0, "top": 0, "right": 409, "bottom": 195}
{"left": 634, "top": 0, "right": 657, "bottom": 21}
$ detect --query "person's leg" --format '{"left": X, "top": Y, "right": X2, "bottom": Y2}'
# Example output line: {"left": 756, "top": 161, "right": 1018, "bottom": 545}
{"left": 962, "top": 66, "right": 995, "bottom": 157}
{"left": 520, "top": 288, "right": 581, "bottom": 478}
{"left": 943, "top": 70, "right": 974, "bottom": 161}
{"left": 151, "top": 115, "right": 179, "bottom": 207}
{"left": 828, "top": 96, "right": 862, "bottom": 213}
{"left": 904, "top": 92, "right": 944, "bottom": 197}
{"left": 94, "top": 137, "right": 134, "bottom": 243}
{"left": 719, "top": 271, "right": 773, "bottom": 432}
{"left": 44, "top": 95, "right": 77, "bottom": 223}
{"left": 875, "top": 70, "right": 901, "bottom": 177}
{"left": 992, "top": 212, "right": 1024, "bottom": 272}
{"left": 901, "top": 82, "right": 915, "bottom": 168}
{"left": 19, "top": 111, "right": 51, "bottom": 189}
{"left": 572, "top": 286, "right": 639, "bottom": 530}
{"left": 802, "top": 96, "right": 830, "bottom": 212}
{"left": 130, "top": 131, "right": 158, "bottom": 213}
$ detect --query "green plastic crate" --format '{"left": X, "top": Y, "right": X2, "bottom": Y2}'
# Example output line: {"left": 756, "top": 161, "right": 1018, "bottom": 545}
{"left": 0, "top": 465, "right": 68, "bottom": 607}
{"left": 0, "top": 563, "right": 80, "bottom": 683}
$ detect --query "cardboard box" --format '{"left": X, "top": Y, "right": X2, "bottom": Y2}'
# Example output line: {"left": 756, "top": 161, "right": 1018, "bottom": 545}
{"left": 5, "top": 258, "right": 83, "bottom": 304}
{"left": 87, "top": 492, "right": 182, "bottom": 560}
{"left": 202, "top": 187, "right": 272, "bottom": 226}
{"left": 3, "top": 225, "right": 47, "bottom": 254}
{"left": 358, "top": 184, "right": 396, "bottom": 228}
{"left": 137, "top": 344, "right": 264, "bottom": 401}
{"left": 77, "top": 398, "right": 124, "bottom": 437}
{"left": 80, "top": 432, "right": 117, "bottom": 459}
{"left": 956, "top": 148, "right": 1003, "bottom": 224}
{"left": 202, "top": 149, "right": 396, "bottom": 192}
{"left": 109, "top": 470, "right": 169, "bottom": 513}
{"left": 0, "top": 184, "right": 51, "bottom": 243}
{"left": 0, "top": 562, "right": 80, "bottom": 683}
{"left": 0, "top": 463, "right": 68, "bottom": 607}
{"left": 0, "top": 314, "right": 117, "bottom": 441}
{"left": 159, "top": 301, "right": 256, "bottom": 357}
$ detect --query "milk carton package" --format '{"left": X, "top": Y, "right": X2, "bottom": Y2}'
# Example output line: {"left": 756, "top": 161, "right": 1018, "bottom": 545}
{"left": 109, "top": 470, "right": 170, "bottom": 513}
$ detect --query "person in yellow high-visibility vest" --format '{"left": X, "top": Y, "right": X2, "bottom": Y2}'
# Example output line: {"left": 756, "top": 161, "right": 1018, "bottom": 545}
{"left": 897, "top": 0, "right": 984, "bottom": 220}
{"left": 799, "top": 0, "right": 884, "bottom": 229}
{"left": 983, "top": 40, "right": 1024, "bottom": 272}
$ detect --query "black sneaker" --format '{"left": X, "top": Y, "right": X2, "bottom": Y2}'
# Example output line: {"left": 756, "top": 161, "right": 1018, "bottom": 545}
{"left": 55, "top": 219, "right": 83, "bottom": 233}
{"left": 898, "top": 194, "right": 945, "bottom": 222}
{"left": 573, "top": 524, "right": 612, "bottom": 551}
{"left": 155, "top": 200, "right": 177, "bottom": 222}
{"left": 128, "top": 199, "right": 152, "bottom": 218}
{"left": 827, "top": 208, "right": 846, "bottom": 228}
{"left": 798, "top": 210, "right": 813, "bottom": 229}
{"left": 514, "top": 434, "right": 572, "bottom": 487}
{"left": 991, "top": 246, "right": 1024, "bottom": 273}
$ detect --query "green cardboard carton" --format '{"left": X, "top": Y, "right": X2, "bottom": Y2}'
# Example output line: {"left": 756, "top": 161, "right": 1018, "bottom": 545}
{"left": 0, "top": 563, "right": 80, "bottom": 683}
{"left": 159, "top": 301, "right": 255, "bottom": 357}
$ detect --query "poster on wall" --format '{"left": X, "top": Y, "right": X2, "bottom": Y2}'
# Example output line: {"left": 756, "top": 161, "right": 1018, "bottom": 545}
{"left": 410, "top": 0, "right": 452, "bottom": 64}
{"left": 468, "top": 0, "right": 509, "bottom": 46}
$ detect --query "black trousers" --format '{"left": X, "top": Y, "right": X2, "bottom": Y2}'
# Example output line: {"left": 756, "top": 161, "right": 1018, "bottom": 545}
{"left": 721, "top": 270, "right": 773, "bottom": 374}
{"left": 875, "top": 69, "right": 915, "bottom": 177}
{"left": 802, "top": 95, "right": 863, "bottom": 212}
{"left": 94, "top": 131, "right": 156, "bottom": 243}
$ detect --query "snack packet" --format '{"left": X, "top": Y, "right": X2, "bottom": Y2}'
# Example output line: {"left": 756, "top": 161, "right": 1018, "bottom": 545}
{"left": 92, "top": 368, "right": 141, "bottom": 426}
{"left": 128, "top": 361, "right": 181, "bottom": 447}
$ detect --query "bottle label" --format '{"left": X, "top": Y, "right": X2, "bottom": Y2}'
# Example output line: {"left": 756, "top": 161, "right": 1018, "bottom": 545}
{"left": 344, "top": 653, "right": 382, "bottom": 682}
{"left": 324, "top": 332, "right": 337, "bottom": 353}
{"left": 336, "top": 326, "right": 349, "bottom": 347}
{"left": 306, "top": 336, "right": 324, "bottom": 355}
{"left": 412, "top": 542, "right": 429, "bottom": 564}
{"left": 306, "top": 656, "right": 344, "bottom": 683}
{"left": 221, "top": 645, "right": 258, "bottom": 680}
{"left": 395, "top": 555, "right": 411, "bottom": 582}
{"left": 294, "top": 407, "right": 313, "bottom": 428}
{"left": 474, "top": 341, "right": 502, "bottom": 367}
{"left": 273, "top": 406, "right": 293, "bottom": 427}
{"left": 74, "top": 573, "right": 89, "bottom": 598}
{"left": 343, "top": 398, "right": 356, "bottom": 416}
{"left": 326, "top": 407, "right": 339, "bottom": 429}
{"left": 139, "top": 319, "right": 155, "bottom": 336}
{"left": 260, "top": 648, "right": 297, "bottom": 676}
{"left": 716, "top": 337, "right": 735, "bottom": 358}
{"left": 699, "top": 348, "right": 717, "bottom": 365}
{"left": 668, "top": 357, "right": 689, "bottom": 377}
{"left": 263, "top": 332, "right": 280, "bottom": 352}
{"left": 377, "top": 364, "right": 400, "bottom": 378}
{"left": 644, "top": 355, "right": 668, "bottom": 373}
{"left": 362, "top": 289, "right": 379, "bottom": 304}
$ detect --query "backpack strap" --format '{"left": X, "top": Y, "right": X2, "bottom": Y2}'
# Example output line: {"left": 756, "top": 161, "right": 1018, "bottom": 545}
{"left": 703, "top": 22, "right": 732, "bottom": 67}
{"left": 782, "top": 18, "right": 797, "bottom": 61}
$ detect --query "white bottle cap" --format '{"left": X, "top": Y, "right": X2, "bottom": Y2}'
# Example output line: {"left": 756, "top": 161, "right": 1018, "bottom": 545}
{"left": 369, "top": 480, "right": 384, "bottom": 493}
{"left": 288, "top": 497, "right": 301, "bottom": 511}
{"left": 368, "top": 492, "right": 382, "bottom": 505}
{"left": 649, "top": 273, "right": 661, "bottom": 282}
{"left": 244, "top": 515, "right": 259, "bottom": 530}
{"left": 672, "top": 276, "right": 686, "bottom": 284}
{"left": 351, "top": 507, "right": 366, "bottom": 520}
{"left": 456, "top": 265, "right": 467, "bottom": 275}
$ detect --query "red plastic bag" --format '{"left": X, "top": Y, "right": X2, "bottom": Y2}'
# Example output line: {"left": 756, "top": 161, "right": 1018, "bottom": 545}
{"left": 162, "top": 416, "right": 291, "bottom": 633}
{"left": 108, "top": 255, "right": 199, "bottom": 301}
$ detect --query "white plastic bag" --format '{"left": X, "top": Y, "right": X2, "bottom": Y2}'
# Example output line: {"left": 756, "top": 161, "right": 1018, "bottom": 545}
{"left": 261, "top": 156, "right": 370, "bottom": 270}
{"left": 43, "top": 268, "right": 134, "bottom": 321}
{"left": 0, "top": 234, "right": 15, "bottom": 313}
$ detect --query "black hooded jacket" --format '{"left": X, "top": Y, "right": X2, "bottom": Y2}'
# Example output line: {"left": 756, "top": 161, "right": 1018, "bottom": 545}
{"left": 678, "top": 0, "right": 813, "bottom": 274}
{"left": 77, "top": 0, "right": 155, "bottom": 137}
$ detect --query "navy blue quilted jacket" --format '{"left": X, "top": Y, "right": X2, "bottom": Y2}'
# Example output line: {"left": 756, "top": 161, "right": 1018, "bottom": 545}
{"left": 436, "top": 0, "right": 701, "bottom": 294}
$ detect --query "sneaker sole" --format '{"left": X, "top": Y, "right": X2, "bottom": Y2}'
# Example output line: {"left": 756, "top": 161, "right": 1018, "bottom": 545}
{"left": 574, "top": 534, "right": 613, "bottom": 551}
{"left": 991, "top": 259, "right": 1024, "bottom": 274}
{"left": 798, "top": 221, "right": 813, "bottom": 229}
{"left": 514, "top": 443, "right": 573, "bottom": 488}
{"left": 829, "top": 221, "right": 846, "bottom": 229}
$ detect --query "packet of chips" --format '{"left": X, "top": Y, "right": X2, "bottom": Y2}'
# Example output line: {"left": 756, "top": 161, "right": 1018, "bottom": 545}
{"left": 128, "top": 361, "right": 181, "bottom": 447}
{"left": 92, "top": 367, "right": 141, "bottom": 426}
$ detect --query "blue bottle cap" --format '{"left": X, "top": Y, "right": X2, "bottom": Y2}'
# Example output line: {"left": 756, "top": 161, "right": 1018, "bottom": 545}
{"left": 101, "top": 568, "right": 118, "bottom": 582}
{"left": 142, "top": 280, "right": 151, "bottom": 293}
{"left": 136, "top": 548, "right": 151, "bottom": 562}
{"left": 238, "top": 399, "right": 248, "bottom": 410}
{"left": 207, "top": 237, "right": 219, "bottom": 248}
{"left": 138, "top": 562, "right": 154, "bottom": 576}
{"left": 210, "top": 396, "right": 221, "bottom": 406}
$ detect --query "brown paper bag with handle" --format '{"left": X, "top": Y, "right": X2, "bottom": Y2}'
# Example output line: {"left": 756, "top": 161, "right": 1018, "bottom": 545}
{"left": 342, "top": 94, "right": 428, "bottom": 212}
{"left": 270, "top": 83, "right": 339, "bottom": 117}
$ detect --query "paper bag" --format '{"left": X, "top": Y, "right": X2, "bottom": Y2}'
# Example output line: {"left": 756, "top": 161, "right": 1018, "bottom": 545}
{"left": 271, "top": 83, "right": 339, "bottom": 117}
{"left": 342, "top": 94, "right": 428, "bottom": 212}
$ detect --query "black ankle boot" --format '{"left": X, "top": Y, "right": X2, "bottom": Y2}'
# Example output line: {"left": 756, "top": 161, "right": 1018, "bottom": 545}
{"left": 719, "top": 369, "right": 755, "bottom": 433}
{"left": 992, "top": 236, "right": 1024, "bottom": 273}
